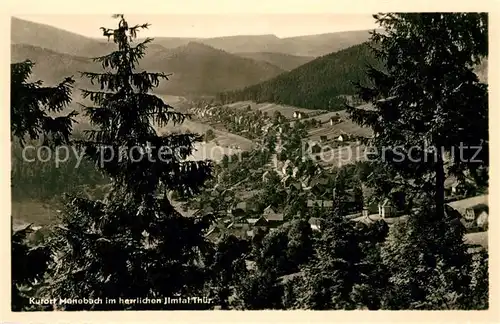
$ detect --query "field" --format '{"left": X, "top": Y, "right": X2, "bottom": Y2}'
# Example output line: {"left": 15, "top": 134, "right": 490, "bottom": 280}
{"left": 216, "top": 100, "right": 375, "bottom": 168}
{"left": 224, "top": 100, "right": 326, "bottom": 119}
{"left": 12, "top": 200, "right": 62, "bottom": 228}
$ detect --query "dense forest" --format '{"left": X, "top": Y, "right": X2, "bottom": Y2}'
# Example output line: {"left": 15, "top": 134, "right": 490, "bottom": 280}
{"left": 217, "top": 43, "right": 383, "bottom": 110}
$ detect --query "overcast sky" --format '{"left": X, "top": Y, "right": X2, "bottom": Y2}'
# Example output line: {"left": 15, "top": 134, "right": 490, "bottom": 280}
{"left": 15, "top": 14, "right": 378, "bottom": 38}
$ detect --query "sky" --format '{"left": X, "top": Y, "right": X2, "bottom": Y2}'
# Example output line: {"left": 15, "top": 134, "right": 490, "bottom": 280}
{"left": 15, "top": 14, "right": 378, "bottom": 38}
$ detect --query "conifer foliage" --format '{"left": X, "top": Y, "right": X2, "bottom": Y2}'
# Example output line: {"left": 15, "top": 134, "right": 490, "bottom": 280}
{"left": 50, "top": 15, "right": 213, "bottom": 310}
{"left": 11, "top": 59, "right": 76, "bottom": 311}
{"left": 347, "top": 13, "right": 489, "bottom": 310}
{"left": 11, "top": 60, "right": 76, "bottom": 146}
{"left": 348, "top": 13, "right": 488, "bottom": 218}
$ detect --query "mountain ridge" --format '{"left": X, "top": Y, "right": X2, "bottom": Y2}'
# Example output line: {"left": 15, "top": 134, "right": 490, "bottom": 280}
{"left": 11, "top": 41, "right": 285, "bottom": 96}
{"left": 12, "top": 17, "right": 374, "bottom": 57}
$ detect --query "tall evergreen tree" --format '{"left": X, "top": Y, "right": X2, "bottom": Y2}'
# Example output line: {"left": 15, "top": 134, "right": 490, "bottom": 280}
{"left": 49, "top": 15, "right": 213, "bottom": 310}
{"left": 11, "top": 61, "right": 76, "bottom": 311}
{"left": 348, "top": 13, "right": 488, "bottom": 218}
{"left": 347, "top": 13, "right": 489, "bottom": 309}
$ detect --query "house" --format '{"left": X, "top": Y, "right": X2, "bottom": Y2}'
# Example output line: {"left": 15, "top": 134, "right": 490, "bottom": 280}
{"left": 229, "top": 201, "right": 250, "bottom": 218}
{"left": 293, "top": 111, "right": 304, "bottom": 119}
{"left": 244, "top": 219, "right": 262, "bottom": 238}
{"left": 444, "top": 175, "right": 475, "bottom": 197}
{"left": 205, "top": 226, "right": 224, "bottom": 241}
{"left": 323, "top": 200, "right": 334, "bottom": 208}
{"left": 309, "top": 142, "right": 322, "bottom": 154}
{"left": 329, "top": 116, "right": 340, "bottom": 125}
{"left": 337, "top": 134, "right": 345, "bottom": 142}
{"left": 308, "top": 217, "right": 323, "bottom": 231}
{"left": 282, "top": 159, "right": 293, "bottom": 176}
{"left": 462, "top": 204, "right": 489, "bottom": 231}
{"left": 476, "top": 210, "right": 489, "bottom": 230}
{"left": 261, "top": 125, "right": 271, "bottom": 133}
{"left": 205, "top": 220, "right": 229, "bottom": 241}
{"left": 262, "top": 206, "right": 284, "bottom": 227}
{"left": 447, "top": 194, "right": 489, "bottom": 231}
{"left": 307, "top": 199, "right": 333, "bottom": 208}
{"left": 464, "top": 231, "right": 488, "bottom": 252}
{"left": 336, "top": 189, "right": 360, "bottom": 213}
{"left": 226, "top": 221, "right": 250, "bottom": 238}
{"left": 378, "top": 198, "right": 396, "bottom": 218}
{"left": 307, "top": 200, "right": 323, "bottom": 208}
{"left": 247, "top": 216, "right": 268, "bottom": 228}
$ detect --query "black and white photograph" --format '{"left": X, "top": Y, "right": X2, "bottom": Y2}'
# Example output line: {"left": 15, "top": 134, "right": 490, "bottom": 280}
{"left": 8, "top": 9, "right": 491, "bottom": 313}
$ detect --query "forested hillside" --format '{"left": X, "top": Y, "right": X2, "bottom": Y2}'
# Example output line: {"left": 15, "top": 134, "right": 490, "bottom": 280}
{"left": 235, "top": 52, "right": 314, "bottom": 71}
{"left": 11, "top": 42, "right": 285, "bottom": 96}
{"left": 218, "top": 43, "right": 383, "bottom": 111}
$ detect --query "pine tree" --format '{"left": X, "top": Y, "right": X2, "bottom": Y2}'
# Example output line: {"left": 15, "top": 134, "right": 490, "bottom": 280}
{"left": 11, "top": 60, "right": 76, "bottom": 311}
{"left": 49, "top": 15, "right": 213, "bottom": 310}
{"left": 348, "top": 13, "right": 488, "bottom": 218}
{"left": 347, "top": 13, "right": 489, "bottom": 309}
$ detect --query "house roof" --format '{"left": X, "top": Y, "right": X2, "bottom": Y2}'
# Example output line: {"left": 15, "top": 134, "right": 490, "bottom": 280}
{"left": 278, "top": 272, "right": 304, "bottom": 285}
{"left": 245, "top": 260, "right": 257, "bottom": 271}
{"left": 227, "top": 222, "right": 247, "bottom": 229}
{"left": 379, "top": 198, "right": 393, "bottom": 207}
{"left": 467, "top": 204, "right": 489, "bottom": 217}
{"left": 262, "top": 206, "right": 284, "bottom": 221}
{"left": 235, "top": 201, "right": 247, "bottom": 210}
{"left": 205, "top": 228, "right": 216, "bottom": 237}
{"left": 444, "top": 175, "right": 459, "bottom": 189}
{"left": 444, "top": 204, "right": 463, "bottom": 220}
{"left": 263, "top": 205, "right": 277, "bottom": 214}
{"left": 308, "top": 217, "right": 323, "bottom": 226}
{"left": 265, "top": 213, "right": 284, "bottom": 222}
{"left": 447, "top": 195, "right": 489, "bottom": 215}
{"left": 464, "top": 231, "right": 488, "bottom": 250}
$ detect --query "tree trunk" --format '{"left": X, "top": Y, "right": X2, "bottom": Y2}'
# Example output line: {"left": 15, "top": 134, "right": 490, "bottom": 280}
{"left": 435, "top": 150, "right": 445, "bottom": 219}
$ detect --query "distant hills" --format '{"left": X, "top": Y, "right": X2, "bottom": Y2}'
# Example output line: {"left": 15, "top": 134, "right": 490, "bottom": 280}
{"left": 12, "top": 17, "right": 113, "bottom": 57}
{"left": 11, "top": 44, "right": 98, "bottom": 88}
{"left": 148, "top": 30, "right": 374, "bottom": 57}
{"left": 12, "top": 16, "right": 488, "bottom": 106}
{"left": 234, "top": 52, "right": 314, "bottom": 71}
{"left": 12, "top": 17, "right": 374, "bottom": 58}
{"left": 11, "top": 17, "right": 376, "bottom": 96}
{"left": 11, "top": 41, "right": 285, "bottom": 96}
{"left": 218, "top": 43, "right": 383, "bottom": 111}
{"left": 140, "top": 42, "right": 285, "bottom": 95}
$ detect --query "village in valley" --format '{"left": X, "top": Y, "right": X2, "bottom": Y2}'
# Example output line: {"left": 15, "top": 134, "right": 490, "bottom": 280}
{"left": 182, "top": 100, "right": 489, "bottom": 253}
